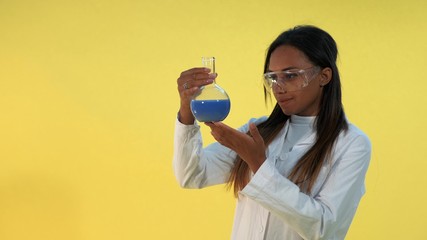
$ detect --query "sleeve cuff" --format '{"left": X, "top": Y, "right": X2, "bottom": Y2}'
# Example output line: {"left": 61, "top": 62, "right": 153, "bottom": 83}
{"left": 241, "top": 158, "right": 298, "bottom": 201}
{"left": 241, "top": 160, "right": 277, "bottom": 199}
{"left": 175, "top": 117, "right": 200, "bottom": 143}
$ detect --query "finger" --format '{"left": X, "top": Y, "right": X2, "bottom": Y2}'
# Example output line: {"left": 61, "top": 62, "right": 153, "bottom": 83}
{"left": 177, "top": 68, "right": 218, "bottom": 85}
{"left": 249, "top": 123, "right": 264, "bottom": 144}
{"left": 204, "top": 122, "right": 215, "bottom": 128}
{"left": 205, "top": 123, "right": 221, "bottom": 142}
{"left": 205, "top": 122, "right": 226, "bottom": 141}
{"left": 204, "top": 122, "right": 216, "bottom": 132}
{"left": 209, "top": 122, "right": 238, "bottom": 142}
{"left": 178, "top": 73, "right": 216, "bottom": 91}
{"left": 178, "top": 68, "right": 210, "bottom": 83}
{"left": 179, "top": 78, "right": 214, "bottom": 91}
{"left": 205, "top": 122, "right": 222, "bottom": 135}
{"left": 180, "top": 67, "right": 210, "bottom": 78}
{"left": 181, "top": 86, "right": 201, "bottom": 97}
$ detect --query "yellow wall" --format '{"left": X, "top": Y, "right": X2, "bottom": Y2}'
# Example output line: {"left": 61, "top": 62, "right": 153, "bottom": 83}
{"left": 1, "top": 0, "right": 426, "bottom": 239}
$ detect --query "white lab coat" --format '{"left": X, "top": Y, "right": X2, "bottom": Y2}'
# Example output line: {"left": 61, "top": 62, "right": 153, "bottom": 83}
{"left": 173, "top": 116, "right": 371, "bottom": 240}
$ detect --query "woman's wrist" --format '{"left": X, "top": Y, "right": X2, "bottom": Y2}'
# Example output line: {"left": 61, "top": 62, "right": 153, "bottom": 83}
{"left": 178, "top": 108, "right": 195, "bottom": 125}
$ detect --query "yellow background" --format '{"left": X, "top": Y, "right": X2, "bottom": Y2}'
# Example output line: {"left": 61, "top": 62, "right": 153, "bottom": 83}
{"left": 1, "top": 0, "right": 426, "bottom": 239}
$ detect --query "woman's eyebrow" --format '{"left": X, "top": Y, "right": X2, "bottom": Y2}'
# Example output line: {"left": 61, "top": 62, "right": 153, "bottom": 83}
{"left": 267, "top": 66, "right": 298, "bottom": 72}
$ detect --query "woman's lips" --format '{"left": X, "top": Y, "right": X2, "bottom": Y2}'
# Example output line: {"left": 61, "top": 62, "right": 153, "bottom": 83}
{"left": 277, "top": 97, "right": 293, "bottom": 104}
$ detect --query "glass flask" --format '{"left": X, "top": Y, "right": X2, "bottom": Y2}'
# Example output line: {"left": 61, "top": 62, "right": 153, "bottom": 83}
{"left": 190, "top": 57, "right": 231, "bottom": 122}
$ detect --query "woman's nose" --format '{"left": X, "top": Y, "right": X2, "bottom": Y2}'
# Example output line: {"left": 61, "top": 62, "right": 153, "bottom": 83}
{"left": 273, "top": 82, "right": 286, "bottom": 93}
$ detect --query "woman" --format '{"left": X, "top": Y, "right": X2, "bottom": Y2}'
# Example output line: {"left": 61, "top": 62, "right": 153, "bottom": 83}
{"left": 173, "top": 25, "right": 371, "bottom": 240}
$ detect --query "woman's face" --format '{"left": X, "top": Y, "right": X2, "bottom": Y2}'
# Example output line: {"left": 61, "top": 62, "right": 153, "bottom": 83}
{"left": 268, "top": 45, "right": 330, "bottom": 116}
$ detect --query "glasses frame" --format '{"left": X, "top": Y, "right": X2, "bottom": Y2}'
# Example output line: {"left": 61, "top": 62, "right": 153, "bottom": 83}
{"left": 263, "top": 66, "right": 321, "bottom": 92}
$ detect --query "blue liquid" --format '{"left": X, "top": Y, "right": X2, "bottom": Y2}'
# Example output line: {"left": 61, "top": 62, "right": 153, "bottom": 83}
{"left": 191, "top": 99, "right": 231, "bottom": 122}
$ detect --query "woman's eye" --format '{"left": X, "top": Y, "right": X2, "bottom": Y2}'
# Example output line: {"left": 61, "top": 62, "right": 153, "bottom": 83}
{"left": 285, "top": 73, "right": 298, "bottom": 80}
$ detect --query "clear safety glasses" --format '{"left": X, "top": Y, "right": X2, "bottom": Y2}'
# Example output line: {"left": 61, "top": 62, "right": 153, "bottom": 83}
{"left": 263, "top": 66, "right": 321, "bottom": 92}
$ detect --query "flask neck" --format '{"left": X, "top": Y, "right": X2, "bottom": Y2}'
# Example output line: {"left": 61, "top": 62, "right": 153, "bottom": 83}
{"left": 202, "top": 57, "right": 215, "bottom": 74}
{"left": 202, "top": 56, "right": 217, "bottom": 85}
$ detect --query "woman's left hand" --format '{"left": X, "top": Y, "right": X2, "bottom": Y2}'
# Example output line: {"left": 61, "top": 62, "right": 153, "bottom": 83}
{"left": 204, "top": 122, "right": 266, "bottom": 173}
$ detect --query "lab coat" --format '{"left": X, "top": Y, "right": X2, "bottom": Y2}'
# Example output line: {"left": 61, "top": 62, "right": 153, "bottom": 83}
{"left": 173, "top": 116, "right": 371, "bottom": 240}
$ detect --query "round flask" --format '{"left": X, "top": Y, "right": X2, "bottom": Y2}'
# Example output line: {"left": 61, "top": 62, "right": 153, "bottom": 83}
{"left": 190, "top": 57, "right": 231, "bottom": 122}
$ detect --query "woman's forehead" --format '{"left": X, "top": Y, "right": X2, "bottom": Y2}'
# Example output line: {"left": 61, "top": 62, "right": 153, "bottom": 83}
{"left": 269, "top": 45, "right": 311, "bottom": 71}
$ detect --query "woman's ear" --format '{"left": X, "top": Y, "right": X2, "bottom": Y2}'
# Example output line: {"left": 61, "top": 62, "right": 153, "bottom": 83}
{"left": 319, "top": 67, "right": 332, "bottom": 87}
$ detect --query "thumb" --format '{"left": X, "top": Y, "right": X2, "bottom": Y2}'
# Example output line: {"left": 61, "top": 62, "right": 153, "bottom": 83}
{"left": 249, "top": 123, "right": 263, "bottom": 144}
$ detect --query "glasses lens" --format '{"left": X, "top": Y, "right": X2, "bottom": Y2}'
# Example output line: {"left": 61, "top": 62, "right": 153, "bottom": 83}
{"left": 263, "top": 67, "right": 318, "bottom": 92}
{"left": 263, "top": 74, "right": 274, "bottom": 90}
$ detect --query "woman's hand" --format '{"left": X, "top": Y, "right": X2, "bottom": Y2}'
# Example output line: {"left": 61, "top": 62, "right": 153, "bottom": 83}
{"left": 205, "top": 122, "right": 266, "bottom": 173}
{"left": 176, "top": 68, "right": 217, "bottom": 125}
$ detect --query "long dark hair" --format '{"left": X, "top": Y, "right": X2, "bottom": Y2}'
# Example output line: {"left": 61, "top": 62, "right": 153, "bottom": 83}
{"left": 227, "top": 25, "right": 348, "bottom": 196}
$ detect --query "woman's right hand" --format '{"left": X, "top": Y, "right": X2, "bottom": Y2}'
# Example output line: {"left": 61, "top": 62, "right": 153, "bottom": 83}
{"left": 177, "top": 67, "right": 217, "bottom": 124}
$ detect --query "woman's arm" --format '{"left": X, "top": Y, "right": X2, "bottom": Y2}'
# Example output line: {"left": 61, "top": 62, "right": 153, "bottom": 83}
{"left": 173, "top": 119, "right": 236, "bottom": 188}
{"left": 173, "top": 67, "right": 235, "bottom": 188}
{"left": 241, "top": 129, "right": 371, "bottom": 239}
{"left": 173, "top": 117, "right": 267, "bottom": 189}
